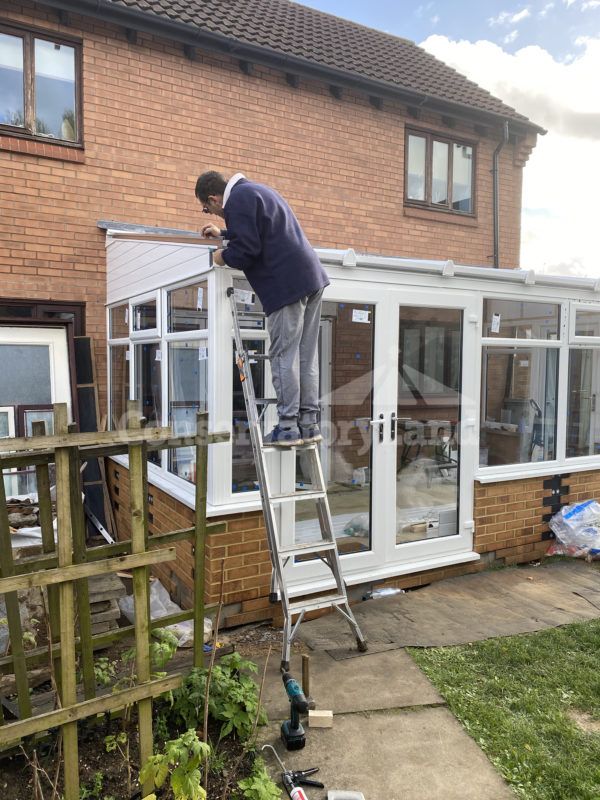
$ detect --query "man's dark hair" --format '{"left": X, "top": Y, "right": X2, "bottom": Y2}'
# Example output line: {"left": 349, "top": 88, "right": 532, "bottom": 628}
{"left": 195, "top": 171, "right": 227, "bottom": 202}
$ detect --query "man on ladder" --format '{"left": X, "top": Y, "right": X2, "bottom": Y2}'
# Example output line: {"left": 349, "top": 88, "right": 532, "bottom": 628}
{"left": 195, "top": 170, "right": 367, "bottom": 669}
{"left": 196, "top": 170, "right": 327, "bottom": 446}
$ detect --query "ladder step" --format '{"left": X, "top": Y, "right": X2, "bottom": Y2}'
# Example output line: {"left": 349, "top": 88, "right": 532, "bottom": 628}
{"left": 278, "top": 541, "right": 337, "bottom": 557}
{"left": 288, "top": 593, "right": 348, "bottom": 614}
{"left": 245, "top": 353, "right": 270, "bottom": 360}
{"left": 261, "top": 442, "right": 319, "bottom": 452}
{"left": 270, "top": 490, "right": 326, "bottom": 504}
{"left": 255, "top": 397, "right": 277, "bottom": 405}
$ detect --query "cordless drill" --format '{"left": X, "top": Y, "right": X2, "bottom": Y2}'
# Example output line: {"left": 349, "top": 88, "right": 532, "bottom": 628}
{"left": 281, "top": 671, "right": 309, "bottom": 750}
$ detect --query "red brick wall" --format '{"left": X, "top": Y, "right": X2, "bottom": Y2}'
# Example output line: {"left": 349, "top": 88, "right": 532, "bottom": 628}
{"left": 2, "top": 1, "right": 532, "bottom": 414}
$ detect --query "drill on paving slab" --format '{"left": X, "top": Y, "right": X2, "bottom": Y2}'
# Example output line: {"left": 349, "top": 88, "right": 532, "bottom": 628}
{"left": 281, "top": 671, "right": 309, "bottom": 750}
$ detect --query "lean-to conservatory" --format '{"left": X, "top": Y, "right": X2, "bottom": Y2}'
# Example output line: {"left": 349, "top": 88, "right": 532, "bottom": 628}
{"left": 105, "top": 231, "right": 600, "bottom": 595}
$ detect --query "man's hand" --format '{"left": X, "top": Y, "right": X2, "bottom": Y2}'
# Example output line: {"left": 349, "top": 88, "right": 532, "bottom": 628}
{"left": 201, "top": 223, "right": 221, "bottom": 238}
{"left": 212, "top": 249, "right": 226, "bottom": 266}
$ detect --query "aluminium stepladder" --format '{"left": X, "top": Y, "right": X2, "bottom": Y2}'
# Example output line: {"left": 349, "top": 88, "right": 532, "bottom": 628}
{"left": 227, "top": 287, "right": 368, "bottom": 670}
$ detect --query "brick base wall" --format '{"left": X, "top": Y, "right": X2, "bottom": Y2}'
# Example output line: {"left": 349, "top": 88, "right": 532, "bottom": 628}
{"left": 107, "top": 460, "right": 600, "bottom": 627}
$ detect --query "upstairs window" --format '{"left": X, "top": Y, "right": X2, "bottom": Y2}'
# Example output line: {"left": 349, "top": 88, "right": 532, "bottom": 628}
{"left": 0, "top": 24, "right": 81, "bottom": 144}
{"left": 405, "top": 129, "right": 475, "bottom": 214}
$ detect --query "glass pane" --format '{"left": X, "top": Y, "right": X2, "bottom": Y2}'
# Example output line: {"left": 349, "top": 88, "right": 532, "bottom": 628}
{"left": 110, "top": 304, "right": 129, "bottom": 339}
{"left": 110, "top": 345, "right": 130, "bottom": 430}
{"left": 232, "top": 340, "right": 266, "bottom": 493}
{"left": 480, "top": 347, "right": 558, "bottom": 466}
{"left": 452, "top": 143, "right": 473, "bottom": 212}
{"left": 0, "top": 344, "right": 51, "bottom": 405}
{"left": 168, "top": 281, "right": 208, "bottom": 333}
{"left": 295, "top": 301, "right": 374, "bottom": 557}
{"left": 407, "top": 134, "right": 426, "bottom": 201}
{"left": 0, "top": 304, "right": 33, "bottom": 318}
{"left": 0, "top": 33, "right": 24, "bottom": 127}
{"left": 567, "top": 349, "right": 600, "bottom": 457}
{"left": 575, "top": 309, "right": 600, "bottom": 337}
{"left": 134, "top": 343, "right": 161, "bottom": 463}
{"left": 168, "top": 341, "right": 208, "bottom": 482}
{"left": 483, "top": 299, "right": 560, "bottom": 339}
{"left": 233, "top": 277, "right": 265, "bottom": 329}
{"left": 397, "top": 308, "right": 461, "bottom": 544}
{"left": 133, "top": 299, "right": 157, "bottom": 331}
{"left": 431, "top": 140, "right": 448, "bottom": 205}
{"left": 34, "top": 38, "right": 76, "bottom": 140}
{"left": 23, "top": 408, "right": 54, "bottom": 436}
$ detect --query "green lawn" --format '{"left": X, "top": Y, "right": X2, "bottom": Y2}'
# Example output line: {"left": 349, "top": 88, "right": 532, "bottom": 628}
{"left": 409, "top": 619, "right": 600, "bottom": 800}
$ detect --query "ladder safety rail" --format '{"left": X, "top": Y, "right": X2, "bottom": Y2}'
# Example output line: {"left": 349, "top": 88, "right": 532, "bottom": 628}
{"left": 227, "top": 287, "right": 367, "bottom": 670}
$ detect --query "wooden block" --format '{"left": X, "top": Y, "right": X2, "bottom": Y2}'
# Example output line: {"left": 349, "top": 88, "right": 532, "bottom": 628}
{"left": 308, "top": 709, "right": 333, "bottom": 728}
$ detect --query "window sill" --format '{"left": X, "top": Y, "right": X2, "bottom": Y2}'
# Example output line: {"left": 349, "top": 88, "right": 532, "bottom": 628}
{"left": 0, "top": 132, "right": 84, "bottom": 163}
{"left": 476, "top": 458, "right": 600, "bottom": 483}
{"left": 111, "top": 455, "right": 263, "bottom": 518}
{"left": 403, "top": 204, "right": 478, "bottom": 228}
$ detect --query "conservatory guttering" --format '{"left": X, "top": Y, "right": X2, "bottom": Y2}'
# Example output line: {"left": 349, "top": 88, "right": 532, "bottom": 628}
{"left": 317, "top": 249, "right": 600, "bottom": 295}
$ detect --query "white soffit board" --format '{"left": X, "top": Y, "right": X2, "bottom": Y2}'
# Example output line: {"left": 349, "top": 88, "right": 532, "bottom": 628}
{"left": 106, "top": 236, "right": 213, "bottom": 305}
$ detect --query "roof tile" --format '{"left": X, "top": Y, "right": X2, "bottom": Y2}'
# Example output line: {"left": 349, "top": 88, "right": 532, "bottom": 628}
{"left": 104, "top": 0, "right": 537, "bottom": 128}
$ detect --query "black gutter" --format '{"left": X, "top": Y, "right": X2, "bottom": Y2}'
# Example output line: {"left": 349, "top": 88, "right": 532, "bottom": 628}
{"left": 38, "top": 0, "right": 545, "bottom": 137}
{"left": 492, "top": 120, "right": 510, "bottom": 268}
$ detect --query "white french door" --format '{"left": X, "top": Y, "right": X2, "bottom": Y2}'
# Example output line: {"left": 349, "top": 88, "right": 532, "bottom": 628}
{"left": 284, "top": 283, "right": 479, "bottom": 592}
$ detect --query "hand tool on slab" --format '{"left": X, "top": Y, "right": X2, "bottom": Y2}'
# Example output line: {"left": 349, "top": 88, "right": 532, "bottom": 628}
{"left": 261, "top": 744, "right": 324, "bottom": 800}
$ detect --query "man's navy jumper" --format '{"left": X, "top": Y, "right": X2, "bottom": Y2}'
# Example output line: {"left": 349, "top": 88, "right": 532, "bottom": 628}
{"left": 220, "top": 179, "right": 329, "bottom": 316}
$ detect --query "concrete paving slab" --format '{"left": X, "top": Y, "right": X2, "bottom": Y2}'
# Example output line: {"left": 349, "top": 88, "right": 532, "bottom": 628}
{"left": 258, "top": 706, "right": 514, "bottom": 800}
{"left": 299, "top": 561, "right": 600, "bottom": 651}
{"left": 255, "top": 648, "right": 443, "bottom": 720}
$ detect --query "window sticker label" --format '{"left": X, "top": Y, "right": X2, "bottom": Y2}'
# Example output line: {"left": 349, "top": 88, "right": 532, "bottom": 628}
{"left": 491, "top": 313, "right": 501, "bottom": 334}
{"left": 198, "top": 347, "right": 208, "bottom": 361}
{"left": 234, "top": 288, "right": 254, "bottom": 305}
{"left": 196, "top": 287, "right": 203, "bottom": 310}
{"left": 124, "top": 308, "right": 129, "bottom": 324}
{"left": 125, "top": 350, "right": 130, "bottom": 360}
{"left": 352, "top": 309, "right": 370, "bottom": 323}
{"left": 155, "top": 350, "right": 162, "bottom": 361}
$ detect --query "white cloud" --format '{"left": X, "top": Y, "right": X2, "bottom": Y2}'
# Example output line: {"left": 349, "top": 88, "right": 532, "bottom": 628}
{"left": 489, "top": 7, "right": 531, "bottom": 25}
{"left": 582, "top": 0, "right": 600, "bottom": 9}
{"left": 539, "top": 2, "right": 554, "bottom": 17}
{"left": 420, "top": 35, "right": 600, "bottom": 276}
{"left": 431, "top": 14, "right": 440, "bottom": 25}
{"left": 504, "top": 29, "right": 520, "bottom": 43}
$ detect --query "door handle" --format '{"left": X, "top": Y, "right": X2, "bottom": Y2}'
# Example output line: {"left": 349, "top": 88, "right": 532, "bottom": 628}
{"left": 369, "top": 414, "right": 385, "bottom": 443}
{"left": 390, "top": 412, "right": 396, "bottom": 441}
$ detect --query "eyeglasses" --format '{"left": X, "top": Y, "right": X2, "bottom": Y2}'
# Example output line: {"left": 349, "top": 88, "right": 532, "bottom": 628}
{"left": 202, "top": 204, "right": 210, "bottom": 214}
{"left": 201, "top": 197, "right": 213, "bottom": 214}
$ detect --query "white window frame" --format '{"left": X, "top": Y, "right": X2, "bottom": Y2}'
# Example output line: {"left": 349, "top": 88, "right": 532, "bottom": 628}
{"left": 569, "top": 302, "right": 600, "bottom": 345}
{"left": 129, "top": 291, "right": 161, "bottom": 340}
{"left": 476, "top": 298, "right": 600, "bottom": 482}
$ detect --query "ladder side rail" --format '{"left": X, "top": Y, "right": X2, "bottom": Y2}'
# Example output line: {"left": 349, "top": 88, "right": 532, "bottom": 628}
{"left": 227, "top": 290, "right": 290, "bottom": 609}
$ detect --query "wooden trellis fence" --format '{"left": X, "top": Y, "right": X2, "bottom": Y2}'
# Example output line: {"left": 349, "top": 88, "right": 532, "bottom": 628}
{"left": 0, "top": 401, "right": 228, "bottom": 799}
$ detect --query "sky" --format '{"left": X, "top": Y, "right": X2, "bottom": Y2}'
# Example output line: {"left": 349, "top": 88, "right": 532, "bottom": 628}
{"left": 300, "top": 0, "right": 600, "bottom": 277}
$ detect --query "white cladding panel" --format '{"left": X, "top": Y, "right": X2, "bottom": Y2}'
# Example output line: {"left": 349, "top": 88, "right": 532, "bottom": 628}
{"left": 106, "top": 238, "right": 212, "bottom": 304}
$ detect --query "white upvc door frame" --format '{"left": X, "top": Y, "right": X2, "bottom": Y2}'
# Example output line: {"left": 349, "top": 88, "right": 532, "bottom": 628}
{"left": 0, "top": 326, "right": 72, "bottom": 417}
{"left": 385, "top": 287, "right": 480, "bottom": 568}
{"left": 284, "top": 280, "right": 401, "bottom": 591}
{"left": 284, "top": 283, "right": 480, "bottom": 593}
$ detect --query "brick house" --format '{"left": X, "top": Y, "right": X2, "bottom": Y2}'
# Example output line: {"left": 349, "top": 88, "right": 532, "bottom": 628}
{"left": 2, "top": 0, "right": 599, "bottom": 626}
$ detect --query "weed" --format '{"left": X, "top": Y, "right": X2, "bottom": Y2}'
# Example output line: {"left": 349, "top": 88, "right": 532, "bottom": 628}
{"left": 169, "top": 652, "right": 267, "bottom": 742}
{"left": 235, "top": 756, "right": 282, "bottom": 800}
{"left": 140, "top": 729, "right": 210, "bottom": 800}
